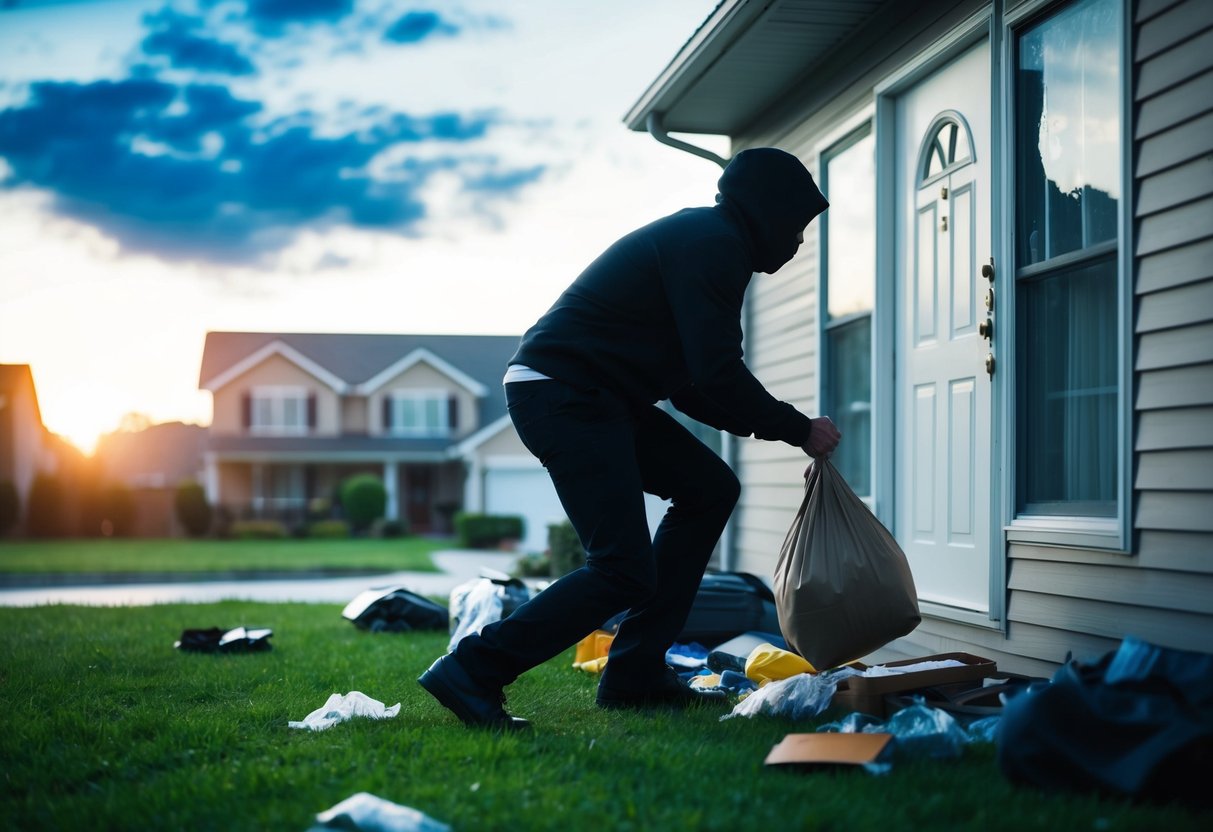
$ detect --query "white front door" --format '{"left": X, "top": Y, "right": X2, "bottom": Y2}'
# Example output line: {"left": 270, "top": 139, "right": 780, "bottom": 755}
{"left": 894, "top": 41, "right": 993, "bottom": 614}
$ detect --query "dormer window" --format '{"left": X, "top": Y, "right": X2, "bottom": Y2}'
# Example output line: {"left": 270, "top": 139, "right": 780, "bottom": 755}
{"left": 246, "top": 386, "right": 312, "bottom": 435}
{"left": 385, "top": 390, "right": 457, "bottom": 437}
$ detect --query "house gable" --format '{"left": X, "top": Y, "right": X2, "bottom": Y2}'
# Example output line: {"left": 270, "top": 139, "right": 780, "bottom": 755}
{"left": 210, "top": 352, "right": 342, "bottom": 436}
{"left": 201, "top": 339, "right": 348, "bottom": 394}
{"left": 355, "top": 348, "right": 489, "bottom": 398}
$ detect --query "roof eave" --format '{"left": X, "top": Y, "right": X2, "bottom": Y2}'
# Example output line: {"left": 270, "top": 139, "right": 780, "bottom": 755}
{"left": 623, "top": 0, "right": 759, "bottom": 133}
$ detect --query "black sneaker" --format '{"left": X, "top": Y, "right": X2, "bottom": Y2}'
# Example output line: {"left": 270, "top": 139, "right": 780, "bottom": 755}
{"left": 597, "top": 667, "right": 730, "bottom": 710}
{"left": 418, "top": 654, "right": 531, "bottom": 731}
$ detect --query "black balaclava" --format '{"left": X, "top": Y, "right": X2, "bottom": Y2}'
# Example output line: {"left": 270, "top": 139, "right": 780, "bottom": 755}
{"left": 716, "top": 147, "right": 829, "bottom": 274}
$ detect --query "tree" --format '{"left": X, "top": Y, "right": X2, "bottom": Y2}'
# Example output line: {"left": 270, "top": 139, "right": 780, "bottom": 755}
{"left": 0, "top": 481, "right": 19, "bottom": 536}
{"left": 175, "top": 481, "right": 212, "bottom": 538}
{"left": 25, "top": 473, "right": 67, "bottom": 538}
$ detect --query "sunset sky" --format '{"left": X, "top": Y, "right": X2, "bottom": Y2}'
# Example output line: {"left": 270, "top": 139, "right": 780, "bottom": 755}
{"left": 0, "top": 0, "right": 726, "bottom": 453}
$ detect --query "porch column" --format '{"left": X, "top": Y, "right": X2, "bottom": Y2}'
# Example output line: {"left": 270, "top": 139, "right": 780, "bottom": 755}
{"left": 251, "top": 462, "right": 264, "bottom": 515}
{"left": 464, "top": 459, "right": 483, "bottom": 513}
{"left": 383, "top": 460, "right": 399, "bottom": 521}
{"left": 203, "top": 452, "right": 219, "bottom": 505}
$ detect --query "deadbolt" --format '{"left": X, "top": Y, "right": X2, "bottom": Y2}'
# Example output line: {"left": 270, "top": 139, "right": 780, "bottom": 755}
{"left": 985, "top": 288, "right": 994, "bottom": 312}
{"left": 941, "top": 216, "right": 948, "bottom": 232}
{"left": 982, "top": 259, "right": 995, "bottom": 282}
{"left": 979, "top": 318, "right": 993, "bottom": 339}
{"left": 940, "top": 186, "right": 948, "bottom": 200}
{"left": 985, "top": 353, "right": 996, "bottom": 377}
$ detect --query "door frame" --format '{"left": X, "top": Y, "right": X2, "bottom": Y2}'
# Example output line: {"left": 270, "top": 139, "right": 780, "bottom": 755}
{"left": 873, "top": 4, "right": 1007, "bottom": 628}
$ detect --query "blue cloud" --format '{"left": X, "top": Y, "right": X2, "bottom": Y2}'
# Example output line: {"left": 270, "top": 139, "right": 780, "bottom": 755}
{"left": 0, "top": 79, "right": 545, "bottom": 262}
{"left": 384, "top": 10, "right": 459, "bottom": 45}
{"left": 243, "top": 0, "right": 353, "bottom": 31}
{"left": 141, "top": 9, "right": 256, "bottom": 76}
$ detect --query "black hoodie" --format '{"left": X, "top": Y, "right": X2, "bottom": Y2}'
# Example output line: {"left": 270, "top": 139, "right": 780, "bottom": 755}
{"left": 510, "top": 147, "right": 829, "bottom": 447}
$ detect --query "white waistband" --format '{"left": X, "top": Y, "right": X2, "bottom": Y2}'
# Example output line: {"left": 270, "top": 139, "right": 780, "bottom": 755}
{"left": 503, "top": 364, "right": 553, "bottom": 384}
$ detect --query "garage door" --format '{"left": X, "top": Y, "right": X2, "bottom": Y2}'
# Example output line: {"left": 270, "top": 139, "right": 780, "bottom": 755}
{"left": 484, "top": 468, "right": 668, "bottom": 554}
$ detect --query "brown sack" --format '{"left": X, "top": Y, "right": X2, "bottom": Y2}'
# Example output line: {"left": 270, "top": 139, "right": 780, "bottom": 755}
{"left": 773, "top": 460, "right": 920, "bottom": 670}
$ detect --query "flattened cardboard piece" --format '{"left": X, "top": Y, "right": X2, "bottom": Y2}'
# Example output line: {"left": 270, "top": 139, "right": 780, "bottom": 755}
{"left": 832, "top": 652, "right": 996, "bottom": 717}
{"left": 764, "top": 732, "right": 892, "bottom": 767}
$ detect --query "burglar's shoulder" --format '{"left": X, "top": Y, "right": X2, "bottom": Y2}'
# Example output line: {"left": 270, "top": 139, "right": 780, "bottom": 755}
{"left": 645, "top": 207, "right": 747, "bottom": 254}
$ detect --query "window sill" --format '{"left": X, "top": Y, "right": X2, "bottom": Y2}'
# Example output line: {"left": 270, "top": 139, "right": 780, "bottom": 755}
{"left": 1006, "top": 516, "right": 1128, "bottom": 553}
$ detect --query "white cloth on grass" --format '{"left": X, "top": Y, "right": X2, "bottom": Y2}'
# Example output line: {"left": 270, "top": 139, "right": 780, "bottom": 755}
{"left": 289, "top": 691, "right": 401, "bottom": 732}
{"left": 309, "top": 792, "right": 450, "bottom": 832}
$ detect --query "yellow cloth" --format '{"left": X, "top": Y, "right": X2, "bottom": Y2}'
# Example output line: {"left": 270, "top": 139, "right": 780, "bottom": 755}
{"left": 690, "top": 673, "right": 721, "bottom": 689}
{"left": 573, "top": 656, "right": 609, "bottom": 673}
{"left": 572, "top": 629, "right": 615, "bottom": 673}
{"left": 744, "top": 643, "right": 815, "bottom": 685}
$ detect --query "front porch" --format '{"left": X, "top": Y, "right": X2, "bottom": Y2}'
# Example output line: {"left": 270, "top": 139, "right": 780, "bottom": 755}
{"left": 206, "top": 458, "right": 465, "bottom": 534}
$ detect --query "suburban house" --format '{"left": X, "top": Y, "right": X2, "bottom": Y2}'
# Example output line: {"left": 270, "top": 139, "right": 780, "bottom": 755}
{"left": 0, "top": 364, "right": 50, "bottom": 534}
{"left": 197, "top": 331, "right": 567, "bottom": 550}
{"left": 626, "top": 0, "right": 1212, "bottom": 674}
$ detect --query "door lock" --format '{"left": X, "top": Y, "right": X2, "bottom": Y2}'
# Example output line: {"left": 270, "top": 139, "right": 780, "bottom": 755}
{"left": 985, "top": 288, "right": 994, "bottom": 312}
{"left": 979, "top": 318, "right": 993, "bottom": 339}
{"left": 985, "top": 353, "right": 996, "bottom": 378}
{"left": 981, "top": 260, "right": 995, "bottom": 282}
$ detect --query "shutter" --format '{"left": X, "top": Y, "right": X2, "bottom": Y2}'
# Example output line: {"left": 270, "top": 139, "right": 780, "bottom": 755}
{"left": 241, "top": 392, "right": 252, "bottom": 430}
{"left": 307, "top": 393, "right": 317, "bottom": 430}
{"left": 448, "top": 395, "right": 459, "bottom": 431}
{"left": 382, "top": 396, "right": 393, "bottom": 432}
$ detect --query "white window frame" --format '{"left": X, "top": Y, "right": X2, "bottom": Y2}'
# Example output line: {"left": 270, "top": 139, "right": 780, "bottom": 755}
{"left": 387, "top": 389, "right": 451, "bottom": 437}
{"left": 818, "top": 120, "right": 877, "bottom": 506}
{"left": 1001, "top": 0, "right": 1133, "bottom": 552}
{"left": 250, "top": 385, "right": 309, "bottom": 436}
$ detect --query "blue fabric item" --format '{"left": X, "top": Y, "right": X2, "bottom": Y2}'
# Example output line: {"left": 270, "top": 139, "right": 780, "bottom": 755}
{"left": 718, "top": 669, "right": 757, "bottom": 693}
{"left": 666, "top": 642, "right": 710, "bottom": 668}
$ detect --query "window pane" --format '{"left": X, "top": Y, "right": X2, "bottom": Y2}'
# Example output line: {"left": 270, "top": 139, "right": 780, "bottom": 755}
{"left": 1016, "top": 0, "right": 1120, "bottom": 267}
{"left": 826, "top": 131, "right": 876, "bottom": 320}
{"left": 826, "top": 316, "right": 872, "bottom": 497}
{"left": 253, "top": 397, "right": 272, "bottom": 427}
{"left": 424, "top": 397, "right": 441, "bottom": 430}
{"left": 282, "top": 396, "right": 302, "bottom": 428}
{"left": 1019, "top": 258, "right": 1117, "bottom": 514}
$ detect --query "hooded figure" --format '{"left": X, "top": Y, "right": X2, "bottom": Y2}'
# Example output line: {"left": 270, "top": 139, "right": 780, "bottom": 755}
{"left": 418, "top": 147, "right": 839, "bottom": 731}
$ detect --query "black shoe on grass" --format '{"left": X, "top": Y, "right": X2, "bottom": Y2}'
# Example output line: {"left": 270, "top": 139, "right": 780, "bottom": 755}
{"left": 418, "top": 654, "right": 531, "bottom": 731}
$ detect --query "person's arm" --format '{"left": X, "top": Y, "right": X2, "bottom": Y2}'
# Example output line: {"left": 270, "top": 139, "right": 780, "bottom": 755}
{"left": 668, "top": 383, "right": 751, "bottom": 435}
{"left": 662, "top": 234, "right": 816, "bottom": 447}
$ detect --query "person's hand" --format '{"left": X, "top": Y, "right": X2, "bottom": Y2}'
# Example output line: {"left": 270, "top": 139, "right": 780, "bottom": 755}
{"left": 801, "top": 416, "right": 840, "bottom": 459}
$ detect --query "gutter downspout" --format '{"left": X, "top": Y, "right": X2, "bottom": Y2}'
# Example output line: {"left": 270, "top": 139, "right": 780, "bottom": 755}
{"left": 645, "top": 110, "right": 737, "bottom": 571}
{"left": 645, "top": 112, "right": 729, "bottom": 169}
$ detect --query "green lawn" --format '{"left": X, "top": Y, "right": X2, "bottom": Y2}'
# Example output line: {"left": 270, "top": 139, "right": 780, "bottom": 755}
{"left": 0, "top": 603, "right": 1204, "bottom": 831}
{"left": 0, "top": 538, "right": 443, "bottom": 574}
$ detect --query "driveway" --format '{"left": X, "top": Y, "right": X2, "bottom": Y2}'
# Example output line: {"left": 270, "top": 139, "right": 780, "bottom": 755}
{"left": 0, "top": 550, "right": 524, "bottom": 607}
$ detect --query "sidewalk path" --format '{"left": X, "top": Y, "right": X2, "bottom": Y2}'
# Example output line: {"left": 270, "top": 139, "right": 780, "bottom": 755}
{"left": 0, "top": 550, "right": 521, "bottom": 607}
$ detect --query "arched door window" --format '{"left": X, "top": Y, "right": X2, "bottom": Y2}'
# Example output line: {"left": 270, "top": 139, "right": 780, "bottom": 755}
{"left": 916, "top": 110, "right": 975, "bottom": 186}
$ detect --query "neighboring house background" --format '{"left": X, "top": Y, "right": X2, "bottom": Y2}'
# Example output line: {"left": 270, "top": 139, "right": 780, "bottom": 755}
{"left": 198, "top": 332, "right": 570, "bottom": 550}
{"left": 94, "top": 420, "right": 208, "bottom": 537}
{"left": 628, "top": 0, "right": 1213, "bottom": 673}
{"left": 0, "top": 364, "right": 50, "bottom": 534}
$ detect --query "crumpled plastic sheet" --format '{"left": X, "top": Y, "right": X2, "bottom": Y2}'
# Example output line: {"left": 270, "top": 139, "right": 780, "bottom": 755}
{"left": 289, "top": 692, "right": 401, "bottom": 732}
{"left": 720, "top": 671, "right": 838, "bottom": 721}
{"left": 818, "top": 698, "right": 1001, "bottom": 773}
{"left": 666, "top": 642, "right": 710, "bottom": 669}
{"left": 308, "top": 792, "right": 450, "bottom": 832}
{"left": 447, "top": 579, "right": 505, "bottom": 652}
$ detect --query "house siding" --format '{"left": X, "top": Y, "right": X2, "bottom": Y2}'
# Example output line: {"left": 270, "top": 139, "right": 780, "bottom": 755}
{"left": 368, "top": 362, "right": 478, "bottom": 438}
{"left": 211, "top": 353, "right": 340, "bottom": 435}
{"left": 722, "top": 0, "right": 1213, "bottom": 672}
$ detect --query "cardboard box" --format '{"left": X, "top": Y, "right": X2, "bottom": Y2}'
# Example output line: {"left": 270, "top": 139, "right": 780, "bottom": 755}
{"left": 830, "top": 652, "right": 997, "bottom": 717}
{"left": 764, "top": 733, "right": 892, "bottom": 768}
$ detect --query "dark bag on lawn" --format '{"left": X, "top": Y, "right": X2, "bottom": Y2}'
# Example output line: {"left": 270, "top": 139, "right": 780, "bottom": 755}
{"left": 677, "top": 571, "right": 780, "bottom": 646}
{"left": 773, "top": 460, "right": 920, "bottom": 670}
{"left": 341, "top": 586, "right": 448, "bottom": 633}
{"left": 997, "top": 636, "right": 1213, "bottom": 808}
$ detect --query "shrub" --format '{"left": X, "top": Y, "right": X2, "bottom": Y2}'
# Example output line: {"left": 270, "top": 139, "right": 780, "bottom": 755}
{"left": 377, "top": 518, "right": 408, "bottom": 538}
{"left": 548, "top": 519, "right": 586, "bottom": 577}
{"left": 230, "top": 519, "right": 288, "bottom": 539}
{"left": 339, "top": 474, "right": 387, "bottom": 533}
{"left": 0, "top": 480, "right": 18, "bottom": 536}
{"left": 454, "top": 512, "right": 525, "bottom": 549}
{"left": 308, "top": 519, "right": 350, "bottom": 539}
{"left": 100, "top": 484, "right": 135, "bottom": 537}
{"left": 25, "top": 473, "right": 67, "bottom": 538}
{"left": 174, "top": 481, "right": 212, "bottom": 538}
{"left": 513, "top": 552, "right": 552, "bottom": 578}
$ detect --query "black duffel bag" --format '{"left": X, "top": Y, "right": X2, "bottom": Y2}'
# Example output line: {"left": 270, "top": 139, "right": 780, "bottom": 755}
{"left": 676, "top": 571, "right": 780, "bottom": 646}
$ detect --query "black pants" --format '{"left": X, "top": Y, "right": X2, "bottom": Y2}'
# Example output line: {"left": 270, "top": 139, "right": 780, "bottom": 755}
{"left": 452, "top": 379, "right": 740, "bottom": 690}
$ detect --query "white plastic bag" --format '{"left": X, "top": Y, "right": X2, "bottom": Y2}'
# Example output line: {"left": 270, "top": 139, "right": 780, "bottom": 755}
{"left": 447, "top": 579, "right": 505, "bottom": 652}
{"left": 720, "top": 672, "right": 838, "bottom": 721}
